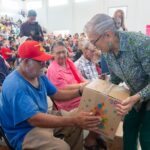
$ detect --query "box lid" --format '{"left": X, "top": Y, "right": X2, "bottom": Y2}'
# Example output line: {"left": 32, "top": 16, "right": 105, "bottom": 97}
{"left": 86, "top": 79, "right": 130, "bottom": 101}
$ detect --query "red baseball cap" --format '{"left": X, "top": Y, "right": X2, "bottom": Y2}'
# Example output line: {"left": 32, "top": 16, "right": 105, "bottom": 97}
{"left": 18, "top": 40, "right": 52, "bottom": 61}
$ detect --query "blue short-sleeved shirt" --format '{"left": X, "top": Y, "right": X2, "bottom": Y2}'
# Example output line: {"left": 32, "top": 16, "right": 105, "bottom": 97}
{"left": 0, "top": 70, "right": 57, "bottom": 150}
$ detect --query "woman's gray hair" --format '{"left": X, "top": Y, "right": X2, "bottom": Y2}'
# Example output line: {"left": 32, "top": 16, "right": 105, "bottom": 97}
{"left": 84, "top": 14, "right": 117, "bottom": 35}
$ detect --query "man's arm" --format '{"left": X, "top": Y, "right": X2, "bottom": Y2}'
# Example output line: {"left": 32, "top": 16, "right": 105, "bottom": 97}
{"left": 28, "top": 113, "right": 75, "bottom": 128}
{"left": 28, "top": 112, "right": 100, "bottom": 131}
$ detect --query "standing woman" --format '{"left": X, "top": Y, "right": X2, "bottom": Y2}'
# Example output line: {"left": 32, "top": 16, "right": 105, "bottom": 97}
{"left": 85, "top": 13, "right": 150, "bottom": 150}
{"left": 113, "top": 9, "right": 127, "bottom": 31}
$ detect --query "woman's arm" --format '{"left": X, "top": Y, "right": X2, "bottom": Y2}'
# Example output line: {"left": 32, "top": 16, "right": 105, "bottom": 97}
{"left": 63, "top": 81, "right": 89, "bottom": 90}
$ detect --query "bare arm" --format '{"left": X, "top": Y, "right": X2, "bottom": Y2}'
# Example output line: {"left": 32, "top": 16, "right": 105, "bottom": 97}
{"left": 63, "top": 84, "right": 81, "bottom": 90}
{"left": 51, "top": 89, "right": 80, "bottom": 102}
{"left": 63, "top": 81, "right": 89, "bottom": 90}
{"left": 28, "top": 112, "right": 100, "bottom": 131}
{"left": 28, "top": 112, "right": 75, "bottom": 128}
{"left": 51, "top": 81, "right": 89, "bottom": 101}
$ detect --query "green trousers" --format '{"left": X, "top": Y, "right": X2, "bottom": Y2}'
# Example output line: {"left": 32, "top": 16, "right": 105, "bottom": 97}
{"left": 123, "top": 102, "right": 150, "bottom": 150}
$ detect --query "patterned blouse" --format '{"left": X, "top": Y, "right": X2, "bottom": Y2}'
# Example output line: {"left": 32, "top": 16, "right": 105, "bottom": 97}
{"left": 103, "top": 31, "right": 150, "bottom": 110}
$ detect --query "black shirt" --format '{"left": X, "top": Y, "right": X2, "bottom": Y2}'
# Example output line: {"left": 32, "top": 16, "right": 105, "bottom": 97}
{"left": 20, "top": 21, "right": 43, "bottom": 41}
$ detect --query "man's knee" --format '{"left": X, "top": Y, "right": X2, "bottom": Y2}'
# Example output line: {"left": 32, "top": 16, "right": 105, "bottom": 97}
{"left": 55, "top": 140, "right": 70, "bottom": 150}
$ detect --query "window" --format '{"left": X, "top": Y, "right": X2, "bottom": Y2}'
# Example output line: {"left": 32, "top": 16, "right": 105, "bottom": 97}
{"left": 74, "top": 0, "right": 92, "bottom": 3}
{"left": 26, "top": 1, "right": 42, "bottom": 10}
{"left": 53, "top": 30, "right": 70, "bottom": 36}
{"left": 48, "top": 0, "right": 68, "bottom": 7}
{"left": 2, "top": 0, "right": 19, "bottom": 11}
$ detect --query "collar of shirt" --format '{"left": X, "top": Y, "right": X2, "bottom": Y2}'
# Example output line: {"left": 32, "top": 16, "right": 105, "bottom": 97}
{"left": 52, "top": 60, "right": 70, "bottom": 72}
{"left": 80, "top": 55, "right": 92, "bottom": 64}
{"left": 107, "top": 31, "right": 130, "bottom": 58}
{"left": 118, "top": 31, "right": 130, "bottom": 52}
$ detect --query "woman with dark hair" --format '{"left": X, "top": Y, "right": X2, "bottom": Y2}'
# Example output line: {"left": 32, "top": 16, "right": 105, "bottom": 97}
{"left": 47, "top": 40, "right": 87, "bottom": 111}
{"left": 113, "top": 9, "right": 127, "bottom": 31}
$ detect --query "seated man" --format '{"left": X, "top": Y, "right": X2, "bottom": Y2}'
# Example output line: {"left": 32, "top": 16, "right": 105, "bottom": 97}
{"left": 75, "top": 40, "right": 99, "bottom": 80}
{"left": 0, "top": 40, "right": 100, "bottom": 150}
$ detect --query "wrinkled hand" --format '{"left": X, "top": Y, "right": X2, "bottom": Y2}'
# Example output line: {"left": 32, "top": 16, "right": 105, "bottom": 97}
{"left": 116, "top": 94, "right": 141, "bottom": 116}
{"left": 74, "top": 112, "right": 100, "bottom": 132}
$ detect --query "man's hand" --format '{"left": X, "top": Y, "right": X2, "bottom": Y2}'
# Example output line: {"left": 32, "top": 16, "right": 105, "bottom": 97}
{"left": 28, "top": 112, "right": 100, "bottom": 129}
{"left": 73, "top": 112, "right": 100, "bottom": 132}
{"left": 116, "top": 94, "right": 141, "bottom": 116}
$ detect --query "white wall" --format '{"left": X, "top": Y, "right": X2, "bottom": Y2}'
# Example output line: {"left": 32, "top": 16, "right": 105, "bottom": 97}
{"left": 71, "top": 0, "right": 150, "bottom": 34}
{"left": 47, "top": 1, "right": 73, "bottom": 32}
{"left": 48, "top": 0, "right": 150, "bottom": 33}
{"left": 1, "top": 0, "right": 149, "bottom": 34}
{"left": 0, "top": 0, "right": 23, "bottom": 20}
{"left": 101, "top": 0, "right": 150, "bottom": 33}
{"left": 72, "top": 0, "right": 104, "bottom": 33}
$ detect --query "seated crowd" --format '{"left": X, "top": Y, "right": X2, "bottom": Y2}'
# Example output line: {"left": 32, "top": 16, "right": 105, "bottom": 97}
{"left": 0, "top": 12, "right": 107, "bottom": 150}
{"left": 2, "top": 9, "right": 148, "bottom": 150}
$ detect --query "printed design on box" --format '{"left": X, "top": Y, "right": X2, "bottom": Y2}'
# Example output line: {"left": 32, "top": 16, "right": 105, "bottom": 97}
{"left": 109, "top": 98, "right": 119, "bottom": 106}
{"left": 91, "top": 102, "right": 108, "bottom": 129}
{"left": 107, "top": 98, "right": 118, "bottom": 133}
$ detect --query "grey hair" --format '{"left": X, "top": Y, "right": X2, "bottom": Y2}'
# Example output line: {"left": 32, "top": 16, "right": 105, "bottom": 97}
{"left": 84, "top": 14, "right": 117, "bottom": 35}
{"left": 79, "top": 40, "right": 93, "bottom": 52}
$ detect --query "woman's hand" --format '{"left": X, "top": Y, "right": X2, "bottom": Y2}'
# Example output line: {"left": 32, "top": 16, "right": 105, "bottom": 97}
{"left": 115, "top": 94, "right": 141, "bottom": 116}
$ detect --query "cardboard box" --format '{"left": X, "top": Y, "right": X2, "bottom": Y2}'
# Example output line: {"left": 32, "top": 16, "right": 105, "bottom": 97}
{"left": 107, "top": 122, "right": 123, "bottom": 150}
{"left": 78, "top": 79, "right": 130, "bottom": 139}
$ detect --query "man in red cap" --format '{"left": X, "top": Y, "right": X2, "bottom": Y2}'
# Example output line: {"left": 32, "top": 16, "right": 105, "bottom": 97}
{"left": 0, "top": 40, "right": 100, "bottom": 150}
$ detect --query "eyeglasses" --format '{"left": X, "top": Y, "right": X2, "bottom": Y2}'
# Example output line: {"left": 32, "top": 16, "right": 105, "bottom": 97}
{"left": 91, "top": 34, "right": 103, "bottom": 46}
